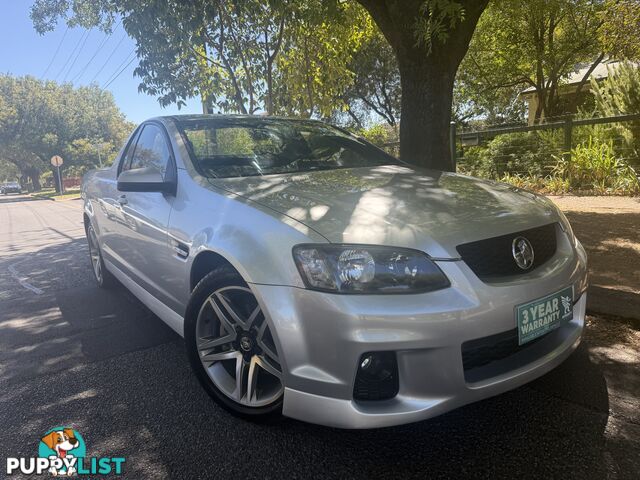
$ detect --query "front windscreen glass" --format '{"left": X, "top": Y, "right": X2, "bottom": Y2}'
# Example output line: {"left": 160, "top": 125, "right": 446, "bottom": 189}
{"left": 176, "top": 118, "right": 400, "bottom": 178}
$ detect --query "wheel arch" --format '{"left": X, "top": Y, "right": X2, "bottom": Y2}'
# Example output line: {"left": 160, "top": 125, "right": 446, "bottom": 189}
{"left": 189, "top": 250, "right": 239, "bottom": 292}
{"left": 83, "top": 212, "right": 90, "bottom": 231}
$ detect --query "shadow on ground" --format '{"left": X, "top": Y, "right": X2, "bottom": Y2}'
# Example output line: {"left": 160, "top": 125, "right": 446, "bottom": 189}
{"left": 0, "top": 239, "right": 178, "bottom": 386}
{"left": 0, "top": 338, "right": 618, "bottom": 479}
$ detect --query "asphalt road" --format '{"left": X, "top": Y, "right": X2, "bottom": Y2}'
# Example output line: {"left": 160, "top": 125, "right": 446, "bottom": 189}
{"left": 0, "top": 194, "right": 638, "bottom": 479}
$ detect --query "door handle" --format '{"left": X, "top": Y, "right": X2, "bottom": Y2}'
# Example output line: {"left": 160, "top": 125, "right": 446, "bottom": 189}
{"left": 117, "top": 195, "right": 128, "bottom": 206}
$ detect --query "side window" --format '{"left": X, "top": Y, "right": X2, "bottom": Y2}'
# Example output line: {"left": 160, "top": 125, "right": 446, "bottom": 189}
{"left": 119, "top": 130, "right": 140, "bottom": 173}
{"left": 130, "top": 124, "right": 171, "bottom": 175}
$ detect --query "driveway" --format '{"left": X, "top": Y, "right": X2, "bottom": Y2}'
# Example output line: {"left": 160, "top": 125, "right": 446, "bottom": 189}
{"left": 0, "top": 194, "right": 638, "bottom": 479}
{"left": 548, "top": 195, "right": 640, "bottom": 319}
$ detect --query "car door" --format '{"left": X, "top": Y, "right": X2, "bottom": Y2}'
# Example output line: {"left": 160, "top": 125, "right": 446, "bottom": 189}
{"left": 94, "top": 129, "right": 140, "bottom": 266}
{"left": 113, "top": 122, "right": 179, "bottom": 309}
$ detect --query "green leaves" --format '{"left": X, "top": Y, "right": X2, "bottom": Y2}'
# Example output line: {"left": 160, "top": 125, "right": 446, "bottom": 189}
{"left": 0, "top": 74, "right": 133, "bottom": 186}
{"left": 29, "top": 0, "right": 382, "bottom": 119}
{"left": 275, "top": 1, "right": 374, "bottom": 118}
{"left": 590, "top": 61, "right": 640, "bottom": 158}
{"left": 414, "top": 0, "right": 465, "bottom": 52}
{"left": 456, "top": 0, "right": 605, "bottom": 123}
{"left": 599, "top": 0, "right": 640, "bottom": 61}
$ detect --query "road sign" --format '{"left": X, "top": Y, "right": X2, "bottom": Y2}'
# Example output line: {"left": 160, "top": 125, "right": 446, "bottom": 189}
{"left": 50, "top": 156, "right": 64, "bottom": 193}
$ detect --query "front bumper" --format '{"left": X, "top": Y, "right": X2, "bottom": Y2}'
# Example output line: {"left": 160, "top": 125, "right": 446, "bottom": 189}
{"left": 250, "top": 238, "right": 588, "bottom": 429}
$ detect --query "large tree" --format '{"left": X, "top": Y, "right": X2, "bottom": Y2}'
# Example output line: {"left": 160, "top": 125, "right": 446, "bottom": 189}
{"left": 456, "top": 0, "right": 605, "bottom": 124}
{"left": 355, "top": 0, "right": 489, "bottom": 169}
{"left": 0, "top": 75, "right": 132, "bottom": 190}
{"left": 32, "top": 0, "right": 370, "bottom": 119}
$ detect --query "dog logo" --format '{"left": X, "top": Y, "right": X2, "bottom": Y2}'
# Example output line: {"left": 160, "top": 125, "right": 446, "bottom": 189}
{"left": 6, "top": 426, "right": 125, "bottom": 476}
{"left": 38, "top": 427, "right": 86, "bottom": 476}
{"left": 561, "top": 295, "right": 572, "bottom": 316}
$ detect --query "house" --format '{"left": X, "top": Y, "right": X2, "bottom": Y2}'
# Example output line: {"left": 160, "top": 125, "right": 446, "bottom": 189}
{"left": 519, "top": 59, "right": 625, "bottom": 125}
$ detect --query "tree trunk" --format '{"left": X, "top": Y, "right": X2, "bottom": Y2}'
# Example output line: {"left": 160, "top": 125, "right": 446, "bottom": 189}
{"left": 21, "top": 166, "right": 41, "bottom": 191}
{"left": 28, "top": 168, "right": 41, "bottom": 191}
{"left": 357, "top": 0, "right": 489, "bottom": 171}
{"left": 398, "top": 58, "right": 455, "bottom": 170}
{"left": 266, "top": 60, "right": 274, "bottom": 115}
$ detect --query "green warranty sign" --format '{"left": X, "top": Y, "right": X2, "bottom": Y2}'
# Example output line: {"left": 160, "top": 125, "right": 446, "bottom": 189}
{"left": 516, "top": 286, "right": 573, "bottom": 345}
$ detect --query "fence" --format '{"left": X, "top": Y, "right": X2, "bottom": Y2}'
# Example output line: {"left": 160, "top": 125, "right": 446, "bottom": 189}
{"left": 380, "top": 113, "right": 640, "bottom": 193}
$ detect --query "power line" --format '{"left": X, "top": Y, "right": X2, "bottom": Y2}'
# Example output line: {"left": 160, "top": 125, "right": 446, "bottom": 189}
{"left": 101, "top": 48, "right": 135, "bottom": 86}
{"left": 54, "top": 29, "right": 89, "bottom": 81}
{"left": 71, "top": 20, "right": 122, "bottom": 84}
{"left": 62, "top": 29, "right": 92, "bottom": 82}
{"left": 89, "top": 31, "right": 127, "bottom": 84}
{"left": 40, "top": 26, "right": 69, "bottom": 79}
{"left": 103, "top": 52, "right": 137, "bottom": 89}
{"left": 102, "top": 49, "right": 137, "bottom": 89}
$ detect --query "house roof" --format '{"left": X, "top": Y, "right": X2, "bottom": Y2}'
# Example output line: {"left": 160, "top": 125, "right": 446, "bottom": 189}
{"left": 520, "top": 59, "right": 627, "bottom": 94}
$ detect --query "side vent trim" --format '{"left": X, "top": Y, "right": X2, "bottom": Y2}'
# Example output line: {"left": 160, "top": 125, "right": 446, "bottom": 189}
{"left": 170, "top": 238, "right": 190, "bottom": 260}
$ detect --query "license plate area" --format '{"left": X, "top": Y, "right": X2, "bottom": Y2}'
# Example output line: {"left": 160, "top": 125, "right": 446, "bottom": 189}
{"left": 516, "top": 286, "right": 574, "bottom": 345}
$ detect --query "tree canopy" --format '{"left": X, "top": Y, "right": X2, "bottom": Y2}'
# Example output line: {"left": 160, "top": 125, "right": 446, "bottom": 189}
{"left": 456, "top": 0, "right": 605, "bottom": 124}
{"left": 454, "top": 0, "right": 640, "bottom": 126}
{"left": 599, "top": 0, "right": 640, "bottom": 61}
{"left": 31, "top": 0, "right": 375, "bottom": 119}
{"left": 0, "top": 75, "right": 133, "bottom": 190}
{"left": 31, "top": 0, "right": 492, "bottom": 170}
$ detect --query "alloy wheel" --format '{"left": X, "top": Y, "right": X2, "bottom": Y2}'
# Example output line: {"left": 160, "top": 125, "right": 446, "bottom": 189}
{"left": 87, "top": 226, "right": 102, "bottom": 283}
{"left": 195, "top": 286, "right": 283, "bottom": 407}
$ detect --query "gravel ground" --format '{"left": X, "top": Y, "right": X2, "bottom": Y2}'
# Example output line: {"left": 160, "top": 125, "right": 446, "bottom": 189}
{"left": 548, "top": 195, "right": 640, "bottom": 319}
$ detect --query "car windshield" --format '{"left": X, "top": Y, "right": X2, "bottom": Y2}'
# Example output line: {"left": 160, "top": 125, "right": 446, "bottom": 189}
{"left": 176, "top": 118, "right": 400, "bottom": 178}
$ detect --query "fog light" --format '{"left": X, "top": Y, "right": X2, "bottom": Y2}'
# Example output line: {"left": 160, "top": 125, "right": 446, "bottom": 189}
{"left": 360, "top": 355, "right": 373, "bottom": 370}
{"left": 353, "top": 351, "right": 399, "bottom": 401}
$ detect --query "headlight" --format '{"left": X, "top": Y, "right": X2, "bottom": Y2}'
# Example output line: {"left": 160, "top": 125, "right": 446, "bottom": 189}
{"left": 292, "top": 244, "right": 450, "bottom": 294}
{"left": 556, "top": 208, "right": 577, "bottom": 245}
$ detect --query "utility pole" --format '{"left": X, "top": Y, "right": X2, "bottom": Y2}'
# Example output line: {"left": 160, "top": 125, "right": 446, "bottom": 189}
{"left": 96, "top": 142, "right": 104, "bottom": 168}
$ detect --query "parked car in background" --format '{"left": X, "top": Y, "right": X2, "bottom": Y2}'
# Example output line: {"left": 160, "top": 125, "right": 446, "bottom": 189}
{"left": 82, "top": 115, "right": 588, "bottom": 428}
{"left": 2, "top": 182, "right": 22, "bottom": 194}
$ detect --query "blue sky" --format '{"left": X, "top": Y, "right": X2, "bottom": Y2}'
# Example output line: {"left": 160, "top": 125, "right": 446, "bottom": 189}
{"left": 0, "top": 2, "right": 202, "bottom": 123}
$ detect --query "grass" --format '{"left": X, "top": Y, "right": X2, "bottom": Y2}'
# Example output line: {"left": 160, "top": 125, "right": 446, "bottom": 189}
{"left": 30, "top": 188, "right": 81, "bottom": 201}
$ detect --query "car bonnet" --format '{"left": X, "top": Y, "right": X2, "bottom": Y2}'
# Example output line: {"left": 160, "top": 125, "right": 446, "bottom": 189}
{"left": 208, "top": 165, "right": 558, "bottom": 259}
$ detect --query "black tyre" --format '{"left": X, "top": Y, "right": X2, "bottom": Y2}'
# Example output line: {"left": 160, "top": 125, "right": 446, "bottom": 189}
{"left": 86, "top": 223, "right": 117, "bottom": 289}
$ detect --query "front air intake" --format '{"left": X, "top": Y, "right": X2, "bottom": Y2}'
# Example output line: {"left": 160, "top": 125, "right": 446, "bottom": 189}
{"left": 456, "top": 223, "right": 558, "bottom": 279}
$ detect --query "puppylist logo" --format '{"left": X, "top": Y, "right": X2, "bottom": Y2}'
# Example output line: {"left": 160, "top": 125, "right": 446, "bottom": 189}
{"left": 6, "top": 427, "right": 125, "bottom": 476}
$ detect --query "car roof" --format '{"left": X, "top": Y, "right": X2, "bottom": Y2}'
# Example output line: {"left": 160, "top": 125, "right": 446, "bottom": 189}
{"left": 155, "top": 114, "right": 328, "bottom": 125}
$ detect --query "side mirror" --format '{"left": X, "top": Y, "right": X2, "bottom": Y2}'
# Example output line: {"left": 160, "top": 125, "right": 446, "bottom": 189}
{"left": 117, "top": 166, "right": 175, "bottom": 194}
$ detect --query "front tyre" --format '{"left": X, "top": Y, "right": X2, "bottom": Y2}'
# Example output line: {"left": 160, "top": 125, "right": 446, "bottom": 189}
{"left": 86, "top": 224, "right": 116, "bottom": 289}
{"left": 185, "top": 269, "right": 284, "bottom": 420}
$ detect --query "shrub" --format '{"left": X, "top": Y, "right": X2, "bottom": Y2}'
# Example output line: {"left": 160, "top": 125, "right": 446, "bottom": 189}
{"left": 496, "top": 173, "right": 546, "bottom": 192}
{"left": 358, "top": 123, "right": 398, "bottom": 146}
{"left": 553, "top": 137, "right": 639, "bottom": 194}
{"left": 460, "top": 132, "right": 560, "bottom": 178}
{"left": 590, "top": 61, "right": 640, "bottom": 166}
{"left": 543, "top": 175, "right": 571, "bottom": 194}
